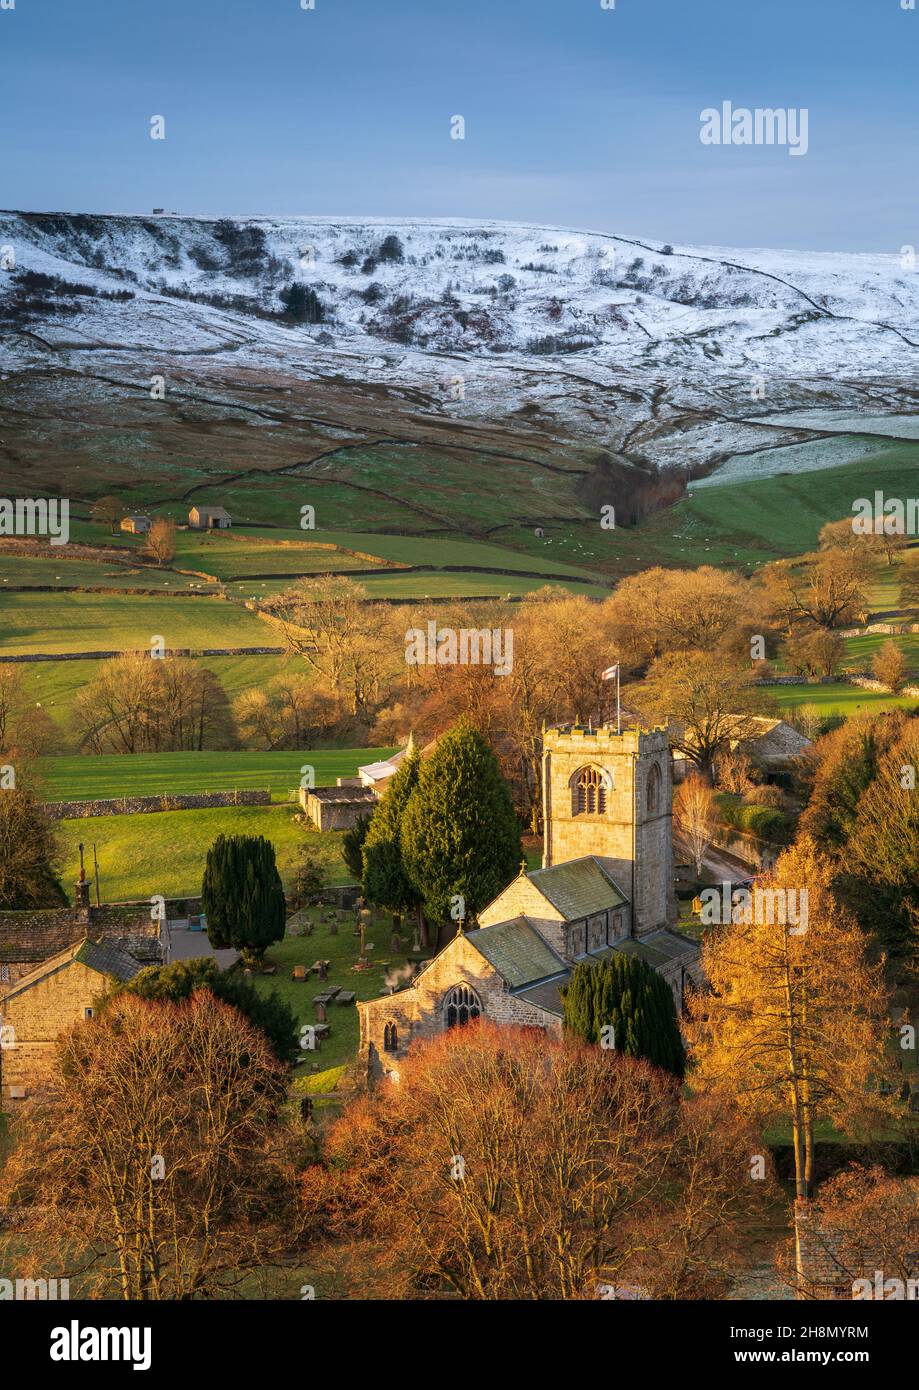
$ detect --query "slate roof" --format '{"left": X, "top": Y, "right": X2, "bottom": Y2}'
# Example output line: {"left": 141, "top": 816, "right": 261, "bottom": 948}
{"left": 609, "top": 928, "right": 700, "bottom": 970}
{"left": 465, "top": 917, "right": 567, "bottom": 989}
{"left": 308, "top": 786, "right": 376, "bottom": 805}
{"left": 0, "top": 905, "right": 157, "bottom": 963}
{"left": 74, "top": 939, "right": 144, "bottom": 982}
{"left": 527, "top": 856, "right": 628, "bottom": 919}
{"left": 512, "top": 976, "right": 570, "bottom": 1017}
{"left": 1, "top": 936, "right": 143, "bottom": 1001}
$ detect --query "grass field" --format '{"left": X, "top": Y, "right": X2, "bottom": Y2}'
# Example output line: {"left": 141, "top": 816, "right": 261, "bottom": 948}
{"left": 19, "top": 653, "right": 291, "bottom": 751}
{"left": 841, "top": 630, "right": 919, "bottom": 672}
{"left": 761, "top": 682, "right": 919, "bottom": 717}
{"left": 494, "top": 443, "right": 919, "bottom": 578}
{"left": 37, "top": 746, "right": 398, "bottom": 802}
{"left": 56, "top": 804, "right": 348, "bottom": 902}
{"left": 0, "top": 591, "right": 270, "bottom": 655}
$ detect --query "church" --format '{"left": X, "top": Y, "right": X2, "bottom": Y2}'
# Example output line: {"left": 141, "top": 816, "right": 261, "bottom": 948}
{"left": 358, "top": 722, "right": 703, "bottom": 1080}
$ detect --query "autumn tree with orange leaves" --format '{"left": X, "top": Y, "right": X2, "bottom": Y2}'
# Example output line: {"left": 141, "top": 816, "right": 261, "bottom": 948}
{"left": 688, "top": 836, "right": 895, "bottom": 1208}
{"left": 302, "top": 1022, "right": 773, "bottom": 1300}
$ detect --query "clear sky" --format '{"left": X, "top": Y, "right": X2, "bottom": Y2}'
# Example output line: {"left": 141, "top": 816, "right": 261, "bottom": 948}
{"left": 1, "top": 0, "right": 916, "bottom": 250}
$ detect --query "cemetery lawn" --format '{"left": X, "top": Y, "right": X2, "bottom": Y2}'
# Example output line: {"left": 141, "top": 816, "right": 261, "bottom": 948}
{"left": 251, "top": 901, "right": 424, "bottom": 1083}
{"left": 37, "top": 746, "right": 397, "bottom": 803}
{"left": 56, "top": 806, "right": 348, "bottom": 903}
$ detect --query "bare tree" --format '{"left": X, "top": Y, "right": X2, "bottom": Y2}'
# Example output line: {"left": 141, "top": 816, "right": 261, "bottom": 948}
{"left": 145, "top": 517, "right": 176, "bottom": 567}
{"left": 674, "top": 773, "right": 718, "bottom": 875}
{"left": 0, "top": 992, "right": 304, "bottom": 1299}
{"left": 90, "top": 495, "right": 124, "bottom": 535}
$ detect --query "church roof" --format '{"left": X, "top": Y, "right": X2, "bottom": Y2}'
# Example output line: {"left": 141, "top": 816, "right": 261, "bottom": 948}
{"left": 527, "top": 856, "right": 628, "bottom": 920}
{"left": 512, "top": 977, "right": 569, "bottom": 1017}
{"left": 609, "top": 928, "right": 700, "bottom": 970}
{"left": 465, "top": 917, "right": 567, "bottom": 989}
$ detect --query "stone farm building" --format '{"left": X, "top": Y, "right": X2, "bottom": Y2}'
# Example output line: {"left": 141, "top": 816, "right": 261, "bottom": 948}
{"left": 301, "top": 735, "right": 427, "bottom": 831}
{"left": 359, "top": 723, "right": 703, "bottom": 1081}
{"left": 120, "top": 513, "right": 152, "bottom": 535}
{"left": 188, "top": 505, "right": 232, "bottom": 529}
{"left": 0, "top": 894, "right": 166, "bottom": 1107}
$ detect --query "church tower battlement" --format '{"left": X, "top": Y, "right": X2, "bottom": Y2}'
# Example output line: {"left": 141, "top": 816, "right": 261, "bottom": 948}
{"left": 541, "top": 723, "right": 674, "bottom": 936}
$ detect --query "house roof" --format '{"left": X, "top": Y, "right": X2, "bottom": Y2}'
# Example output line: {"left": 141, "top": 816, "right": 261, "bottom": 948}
{"left": 1, "top": 935, "right": 142, "bottom": 1001}
{"left": 526, "top": 856, "right": 628, "bottom": 920}
{"left": 74, "top": 939, "right": 144, "bottom": 982}
{"left": 191, "top": 505, "right": 231, "bottom": 520}
{"left": 0, "top": 905, "right": 156, "bottom": 964}
{"left": 465, "top": 916, "right": 567, "bottom": 989}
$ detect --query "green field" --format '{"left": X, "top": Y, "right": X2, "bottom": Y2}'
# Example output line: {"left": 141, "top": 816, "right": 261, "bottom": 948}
{"left": 492, "top": 442, "right": 919, "bottom": 578}
{"left": 37, "top": 746, "right": 397, "bottom": 802}
{"left": 56, "top": 804, "right": 348, "bottom": 902}
{"left": 761, "top": 682, "right": 919, "bottom": 718}
{"left": 19, "top": 653, "right": 292, "bottom": 751}
{"left": 841, "top": 630, "right": 919, "bottom": 672}
{"left": 0, "top": 591, "right": 270, "bottom": 655}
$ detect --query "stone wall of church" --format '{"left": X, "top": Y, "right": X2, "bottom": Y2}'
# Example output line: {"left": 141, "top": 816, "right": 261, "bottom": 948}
{"left": 359, "top": 933, "right": 561, "bottom": 1080}
{"left": 477, "top": 876, "right": 567, "bottom": 955}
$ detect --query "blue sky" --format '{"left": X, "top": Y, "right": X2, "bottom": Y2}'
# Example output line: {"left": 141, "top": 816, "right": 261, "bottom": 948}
{"left": 1, "top": 0, "right": 916, "bottom": 249}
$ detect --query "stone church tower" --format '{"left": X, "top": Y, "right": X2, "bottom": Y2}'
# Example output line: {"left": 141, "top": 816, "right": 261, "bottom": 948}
{"left": 541, "top": 724, "right": 674, "bottom": 936}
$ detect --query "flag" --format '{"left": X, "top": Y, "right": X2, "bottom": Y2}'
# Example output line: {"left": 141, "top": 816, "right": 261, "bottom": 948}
{"left": 601, "top": 664, "right": 619, "bottom": 681}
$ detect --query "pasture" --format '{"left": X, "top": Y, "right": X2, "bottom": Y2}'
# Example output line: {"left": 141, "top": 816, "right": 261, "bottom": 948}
{"left": 55, "top": 804, "right": 348, "bottom": 903}
{"left": 760, "top": 682, "right": 919, "bottom": 718}
{"left": 37, "top": 746, "right": 398, "bottom": 802}
{"left": 0, "top": 590, "right": 269, "bottom": 655}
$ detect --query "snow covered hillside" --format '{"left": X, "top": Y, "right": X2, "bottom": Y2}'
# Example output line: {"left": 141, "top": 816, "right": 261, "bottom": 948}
{"left": 2, "top": 211, "right": 918, "bottom": 475}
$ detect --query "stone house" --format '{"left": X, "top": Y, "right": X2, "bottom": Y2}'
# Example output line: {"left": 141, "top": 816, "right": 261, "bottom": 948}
{"left": 358, "top": 722, "right": 702, "bottom": 1081}
{"left": 188, "top": 505, "right": 232, "bottom": 530}
{"left": 0, "top": 938, "right": 144, "bottom": 1106}
{"left": 0, "top": 891, "right": 166, "bottom": 1105}
{"left": 120, "top": 513, "right": 152, "bottom": 535}
{"left": 675, "top": 717, "right": 812, "bottom": 780}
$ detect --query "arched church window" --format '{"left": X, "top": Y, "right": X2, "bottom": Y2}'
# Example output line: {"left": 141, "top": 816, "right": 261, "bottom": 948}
{"left": 444, "top": 983, "right": 481, "bottom": 1029}
{"left": 383, "top": 1021, "right": 398, "bottom": 1053}
{"left": 574, "top": 765, "right": 607, "bottom": 816}
{"left": 647, "top": 763, "right": 662, "bottom": 815}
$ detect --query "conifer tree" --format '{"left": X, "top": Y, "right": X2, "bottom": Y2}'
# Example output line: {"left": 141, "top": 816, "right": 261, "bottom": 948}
{"left": 202, "top": 833, "right": 286, "bottom": 967}
{"left": 562, "top": 953, "right": 686, "bottom": 1077}
{"left": 400, "top": 721, "right": 521, "bottom": 925}
{"left": 361, "top": 745, "right": 422, "bottom": 919}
